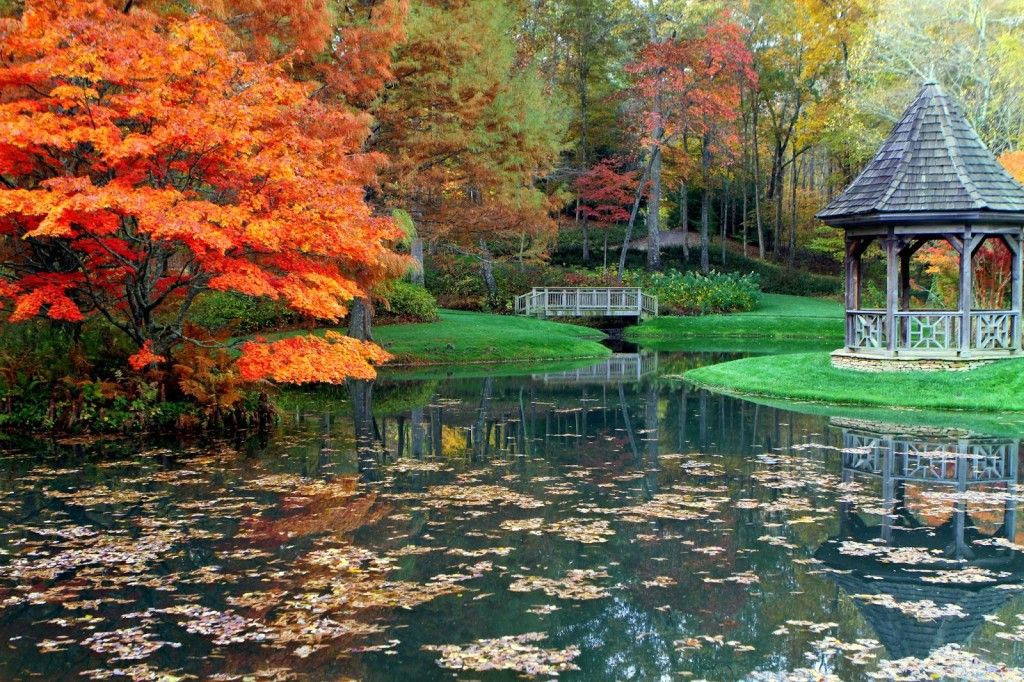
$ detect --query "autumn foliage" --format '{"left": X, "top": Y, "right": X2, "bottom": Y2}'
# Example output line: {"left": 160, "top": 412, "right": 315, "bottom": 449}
{"left": 0, "top": 0, "right": 399, "bottom": 383}
{"left": 1002, "top": 151, "right": 1024, "bottom": 185}
{"left": 576, "top": 160, "right": 639, "bottom": 227}
{"left": 631, "top": 15, "right": 756, "bottom": 171}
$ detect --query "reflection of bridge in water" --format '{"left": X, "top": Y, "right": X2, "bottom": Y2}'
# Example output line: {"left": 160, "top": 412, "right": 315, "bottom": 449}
{"left": 532, "top": 353, "right": 659, "bottom": 384}
{"left": 815, "top": 425, "right": 1024, "bottom": 659}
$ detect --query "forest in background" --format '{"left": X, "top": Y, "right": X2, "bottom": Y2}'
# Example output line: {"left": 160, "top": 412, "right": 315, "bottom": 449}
{"left": 365, "top": 0, "right": 1024, "bottom": 287}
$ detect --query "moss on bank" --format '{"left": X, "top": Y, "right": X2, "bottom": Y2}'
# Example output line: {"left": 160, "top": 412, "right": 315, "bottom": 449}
{"left": 626, "top": 294, "right": 843, "bottom": 342}
{"left": 683, "top": 351, "right": 1024, "bottom": 413}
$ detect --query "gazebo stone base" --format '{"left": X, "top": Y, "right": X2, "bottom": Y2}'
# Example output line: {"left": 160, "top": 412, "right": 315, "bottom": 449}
{"left": 830, "top": 350, "right": 1000, "bottom": 372}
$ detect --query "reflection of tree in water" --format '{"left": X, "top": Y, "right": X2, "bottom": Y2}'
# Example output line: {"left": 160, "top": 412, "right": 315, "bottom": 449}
{"left": 815, "top": 424, "right": 1024, "bottom": 659}
{"left": 338, "top": 359, "right": 820, "bottom": 473}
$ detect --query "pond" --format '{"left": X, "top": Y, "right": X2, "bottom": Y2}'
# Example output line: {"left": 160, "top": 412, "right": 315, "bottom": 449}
{"left": 2, "top": 348, "right": 1024, "bottom": 681}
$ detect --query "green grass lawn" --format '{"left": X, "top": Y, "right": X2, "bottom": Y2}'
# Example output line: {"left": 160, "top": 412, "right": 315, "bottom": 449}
{"left": 374, "top": 310, "right": 610, "bottom": 365}
{"left": 626, "top": 293, "right": 844, "bottom": 342}
{"left": 683, "top": 351, "right": 1024, "bottom": 412}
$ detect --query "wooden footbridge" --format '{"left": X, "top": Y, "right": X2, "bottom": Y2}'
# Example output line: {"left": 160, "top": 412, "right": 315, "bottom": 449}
{"left": 514, "top": 287, "right": 658, "bottom": 319}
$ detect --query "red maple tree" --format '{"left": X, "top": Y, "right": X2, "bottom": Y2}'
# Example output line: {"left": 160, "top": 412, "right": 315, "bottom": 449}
{"left": 576, "top": 159, "right": 640, "bottom": 227}
{"left": 0, "top": 0, "right": 401, "bottom": 382}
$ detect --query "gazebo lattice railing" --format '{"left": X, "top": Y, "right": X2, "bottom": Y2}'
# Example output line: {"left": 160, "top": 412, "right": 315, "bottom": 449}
{"left": 848, "top": 309, "right": 1018, "bottom": 352}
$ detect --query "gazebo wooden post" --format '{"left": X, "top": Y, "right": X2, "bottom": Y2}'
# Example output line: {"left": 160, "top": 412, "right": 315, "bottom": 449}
{"left": 844, "top": 238, "right": 858, "bottom": 347}
{"left": 885, "top": 231, "right": 899, "bottom": 353}
{"left": 1011, "top": 232, "right": 1023, "bottom": 351}
{"left": 899, "top": 247, "right": 912, "bottom": 311}
{"left": 844, "top": 237, "right": 873, "bottom": 348}
{"left": 959, "top": 227, "right": 974, "bottom": 356}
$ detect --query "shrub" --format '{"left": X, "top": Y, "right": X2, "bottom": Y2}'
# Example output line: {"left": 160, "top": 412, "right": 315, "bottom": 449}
{"left": 187, "top": 291, "right": 300, "bottom": 334}
{"left": 0, "top": 318, "right": 268, "bottom": 434}
{"left": 554, "top": 238, "right": 843, "bottom": 297}
{"left": 624, "top": 269, "right": 761, "bottom": 315}
{"left": 424, "top": 254, "right": 489, "bottom": 310}
{"left": 378, "top": 281, "right": 439, "bottom": 323}
{"left": 424, "top": 254, "right": 568, "bottom": 312}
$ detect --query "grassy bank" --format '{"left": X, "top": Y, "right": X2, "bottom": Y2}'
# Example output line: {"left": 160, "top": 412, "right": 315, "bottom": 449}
{"left": 683, "top": 351, "right": 1024, "bottom": 412}
{"left": 627, "top": 294, "right": 844, "bottom": 342}
{"left": 374, "top": 310, "right": 610, "bottom": 365}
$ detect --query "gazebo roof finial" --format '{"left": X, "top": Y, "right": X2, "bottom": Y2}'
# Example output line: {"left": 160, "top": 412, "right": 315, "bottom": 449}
{"left": 817, "top": 83, "right": 1024, "bottom": 225}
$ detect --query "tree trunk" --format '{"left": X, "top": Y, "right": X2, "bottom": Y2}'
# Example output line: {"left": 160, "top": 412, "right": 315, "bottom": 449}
{"left": 578, "top": 59, "right": 590, "bottom": 168}
{"left": 773, "top": 155, "right": 784, "bottom": 258}
{"left": 700, "top": 132, "right": 712, "bottom": 273}
{"left": 752, "top": 100, "right": 765, "bottom": 259}
{"left": 603, "top": 231, "right": 609, "bottom": 275}
{"left": 479, "top": 238, "right": 497, "bottom": 303}
{"left": 645, "top": 24, "right": 663, "bottom": 272}
{"left": 410, "top": 237, "right": 425, "bottom": 285}
{"left": 679, "top": 181, "right": 689, "bottom": 259}
{"left": 578, "top": 57, "right": 591, "bottom": 268}
{"left": 700, "top": 187, "right": 711, "bottom": 274}
{"left": 617, "top": 153, "right": 656, "bottom": 281}
{"left": 582, "top": 216, "right": 591, "bottom": 266}
{"left": 348, "top": 296, "right": 374, "bottom": 342}
{"left": 720, "top": 190, "right": 727, "bottom": 265}
{"left": 646, "top": 144, "right": 662, "bottom": 270}
{"left": 742, "top": 181, "right": 749, "bottom": 258}
{"left": 789, "top": 142, "right": 798, "bottom": 265}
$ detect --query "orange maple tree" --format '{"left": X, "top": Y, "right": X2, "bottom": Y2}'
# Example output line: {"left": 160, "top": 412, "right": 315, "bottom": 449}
{"left": 0, "top": 0, "right": 400, "bottom": 382}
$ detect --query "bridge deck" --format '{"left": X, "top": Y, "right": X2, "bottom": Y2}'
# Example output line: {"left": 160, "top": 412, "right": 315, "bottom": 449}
{"left": 514, "top": 287, "right": 658, "bottom": 318}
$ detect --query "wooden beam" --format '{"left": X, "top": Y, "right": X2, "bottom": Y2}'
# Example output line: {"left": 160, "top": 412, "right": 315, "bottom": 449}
{"left": 901, "top": 237, "right": 929, "bottom": 258}
{"left": 944, "top": 234, "right": 964, "bottom": 254}
{"left": 967, "top": 234, "right": 985, "bottom": 256}
{"left": 847, "top": 235, "right": 874, "bottom": 260}
{"left": 1000, "top": 233, "right": 1021, "bottom": 257}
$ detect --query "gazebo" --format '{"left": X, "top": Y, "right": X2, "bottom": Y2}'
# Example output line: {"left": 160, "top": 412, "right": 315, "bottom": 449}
{"left": 818, "top": 82, "right": 1024, "bottom": 370}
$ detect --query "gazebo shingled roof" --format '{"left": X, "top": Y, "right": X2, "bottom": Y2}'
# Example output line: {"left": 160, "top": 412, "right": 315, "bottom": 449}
{"left": 818, "top": 82, "right": 1024, "bottom": 224}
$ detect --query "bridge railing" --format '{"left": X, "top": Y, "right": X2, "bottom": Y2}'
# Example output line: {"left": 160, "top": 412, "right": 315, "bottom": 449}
{"left": 514, "top": 287, "right": 658, "bottom": 318}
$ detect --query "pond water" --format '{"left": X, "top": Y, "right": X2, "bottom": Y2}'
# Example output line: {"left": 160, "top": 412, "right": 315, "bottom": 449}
{"left": 2, "top": 349, "right": 1024, "bottom": 681}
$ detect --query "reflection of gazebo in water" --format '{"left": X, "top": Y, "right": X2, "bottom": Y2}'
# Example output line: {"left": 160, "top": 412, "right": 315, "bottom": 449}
{"left": 818, "top": 82, "right": 1024, "bottom": 370}
{"left": 814, "top": 425, "right": 1024, "bottom": 658}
